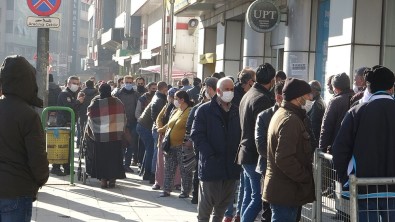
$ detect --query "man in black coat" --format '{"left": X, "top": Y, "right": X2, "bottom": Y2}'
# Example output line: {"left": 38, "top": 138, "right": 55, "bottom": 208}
{"left": 232, "top": 68, "right": 256, "bottom": 107}
{"left": 307, "top": 80, "right": 326, "bottom": 144}
{"left": 332, "top": 66, "right": 395, "bottom": 221}
{"left": 237, "top": 63, "right": 275, "bottom": 221}
{"left": 77, "top": 79, "right": 98, "bottom": 147}
{"left": 0, "top": 56, "right": 49, "bottom": 221}
{"left": 186, "top": 77, "right": 202, "bottom": 104}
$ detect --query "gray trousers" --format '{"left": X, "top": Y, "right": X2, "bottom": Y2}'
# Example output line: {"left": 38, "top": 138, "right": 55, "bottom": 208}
{"left": 197, "top": 180, "right": 237, "bottom": 222}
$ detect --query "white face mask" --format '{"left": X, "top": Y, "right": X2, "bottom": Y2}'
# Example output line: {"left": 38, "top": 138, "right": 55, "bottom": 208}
{"left": 205, "top": 90, "right": 210, "bottom": 99}
{"left": 304, "top": 100, "right": 313, "bottom": 113}
{"left": 132, "top": 85, "right": 137, "bottom": 91}
{"left": 69, "top": 84, "right": 79, "bottom": 92}
{"left": 173, "top": 99, "right": 181, "bottom": 108}
{"left": 218, "top": 91, "right": 234, "bottom": 103}
{"left": 353, "top": 84, "right": 359, "bottom": 93}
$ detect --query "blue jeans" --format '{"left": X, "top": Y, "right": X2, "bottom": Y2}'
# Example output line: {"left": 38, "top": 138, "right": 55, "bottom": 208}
{"left": 359, "top": 198, "right": 395, "bottom": 222}
{"left": 0, "top": 197, "right": 32, "bottom": 222}
{"left": 270, "top": 203, "right": 298, "bottom": 222}
{"left": 241, "top": 164, "right": 262, "bottom": 222}
{"left": 136, "top": 123, "right": 154, "bottom": 174}
{"left": 151, "top": 129, "right": 159, "bottom": 174}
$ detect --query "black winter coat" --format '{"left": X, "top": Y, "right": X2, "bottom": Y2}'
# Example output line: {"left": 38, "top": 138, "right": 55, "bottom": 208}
{"left": 57, "top": 88, "right": 82, "bottom": 126}
{"left": 191, "top": 96, "right": 241, "bottom": 181}
{"left": 79, "top": 87, "right": 98, "bottom": 122}
{"left": 0, "top": 56, "right": 49, "bottom": 199}
{"left": 333, "top": 95, "right": 395, "bottom": 194}
{"left": 237, "top": 83, "right": 274, "bottom": 165}
{"left": 307, "top": 96, "right": 326, "bottom": 144}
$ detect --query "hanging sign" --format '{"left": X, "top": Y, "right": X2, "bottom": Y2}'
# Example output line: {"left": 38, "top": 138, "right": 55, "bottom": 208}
{"left": 246, "top": 0, "right": 280, "bottom": 33}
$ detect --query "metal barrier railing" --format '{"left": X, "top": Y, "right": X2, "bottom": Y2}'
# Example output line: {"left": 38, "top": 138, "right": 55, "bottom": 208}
{"left": 301, "top": 150, "right": 395, "bottom": 222}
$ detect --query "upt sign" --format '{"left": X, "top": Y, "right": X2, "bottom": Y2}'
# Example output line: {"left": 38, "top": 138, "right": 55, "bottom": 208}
{"left": 246, "top": 0, "right": 280, "bottom": 33}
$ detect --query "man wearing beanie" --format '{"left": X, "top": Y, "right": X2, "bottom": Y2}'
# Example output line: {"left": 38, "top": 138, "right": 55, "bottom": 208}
{"left": 319, "top": 72, "right": 354, "bottom": 154}
{"left": 237, "top": 63, "right": 275, "bottom": 221}
{"left": 0, "top": 55, "right": 49, "bottom": 221}
{"left": 262, "top": 78, "right": 315, "bottom": 221}
{"left": 332, "top": 66, "right": 395, "bottom": 221}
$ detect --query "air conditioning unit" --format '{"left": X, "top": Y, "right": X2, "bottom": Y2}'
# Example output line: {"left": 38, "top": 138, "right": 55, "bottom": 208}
{"left": 188, "top": 19, "right": 199, "bottom": 35}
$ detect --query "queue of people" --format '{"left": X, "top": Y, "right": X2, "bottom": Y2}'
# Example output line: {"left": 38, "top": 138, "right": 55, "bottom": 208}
{"left": 2, "top": 54, "right": 395, "bottom": 222}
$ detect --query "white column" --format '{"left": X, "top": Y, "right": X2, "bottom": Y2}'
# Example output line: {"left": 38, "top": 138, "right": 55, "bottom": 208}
{"left": 243, "top": 23, "right": 265, "bottom": 70}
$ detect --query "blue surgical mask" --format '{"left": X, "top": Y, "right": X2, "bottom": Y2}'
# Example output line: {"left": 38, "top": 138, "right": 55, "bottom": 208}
{"left": 124, "top": 83, "right": 133, "bottom": 91}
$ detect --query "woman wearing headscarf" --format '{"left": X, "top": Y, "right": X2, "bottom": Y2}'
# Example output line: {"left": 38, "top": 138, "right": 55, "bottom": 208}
{"left": 87, "top": 83, "right": 126, "bottom": 188}
{"left": 158, "top": 90, "right": 193, "bottom": 197}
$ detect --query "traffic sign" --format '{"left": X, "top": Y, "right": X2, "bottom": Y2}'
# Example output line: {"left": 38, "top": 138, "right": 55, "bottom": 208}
{"left": 27, "top": 0, "right": 61, "bottom": 16}
{"left": 27, "top": 16, "right": 60, "bottom": 28}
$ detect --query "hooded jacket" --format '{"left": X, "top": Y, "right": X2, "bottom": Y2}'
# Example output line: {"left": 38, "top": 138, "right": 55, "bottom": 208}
{"left": 0, "top": 55, "right": 49, "bottom": 199}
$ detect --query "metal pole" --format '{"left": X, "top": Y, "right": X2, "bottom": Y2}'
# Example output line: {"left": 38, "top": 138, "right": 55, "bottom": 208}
{"left": 161, "top": 0, "right": 166, "bottom": 82}
{"left": 36, "top": 28, "right": 50, "bottom": 109}
{"left": 168, "top": 0, "right": 174, "bottom": 85}
{"left": 314, "top": 150, "right": 323, "bottom": 222}
{"left": 350, "top": 175, "right": 358, "bottom": 222}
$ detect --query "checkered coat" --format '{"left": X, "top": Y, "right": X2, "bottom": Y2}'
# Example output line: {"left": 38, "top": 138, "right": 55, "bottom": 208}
{"left": 87, "top": 96, "right": 126, "bottom": 142}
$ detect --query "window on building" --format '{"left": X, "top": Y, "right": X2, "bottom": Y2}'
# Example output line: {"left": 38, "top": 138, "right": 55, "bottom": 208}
{"left": 5, "top": 20, "right": 13, "bottom": 34}
{"left": 6, "top": 0, "right": 13, "bottom": 10}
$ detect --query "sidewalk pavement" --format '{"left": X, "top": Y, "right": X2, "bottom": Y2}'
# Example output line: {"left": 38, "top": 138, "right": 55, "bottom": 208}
{"left": 32, "top": 165, "right": 198, "bottom": 222}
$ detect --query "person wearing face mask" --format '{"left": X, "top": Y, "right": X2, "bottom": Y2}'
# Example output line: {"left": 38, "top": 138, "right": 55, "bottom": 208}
{"left": 184, "top": 77, "right": 218, "bottom": 204}
{"left": 114, "top": 75, "right": 139, "bottom": 173}
{"left": 191, "top": 77, "right": 241, "bottom": 221}
{"left": 237, "top": 63, "right": 275, "bottom": 222}
{"left": 350, "top": 67, "right": 368, "bottom": 107}
{"left": 52, "top": 75, "right": 85, "bottom": 176}
{"left": 319, "top": 72, "right": 354, "bottom": 154}
{"left": 157, "top": 91, "right": 193, "bottom": 198}
{"left": 262, "top": 78, "right": 315, "bottom": 222}
{"left": 232, "top": 68, "right": 256, "bottom": 107}
{"left": 151, "top": 87, "right": 182, "bottom": 191}
{"left": 134, "top": 82, "right": 157, "bottom": 121}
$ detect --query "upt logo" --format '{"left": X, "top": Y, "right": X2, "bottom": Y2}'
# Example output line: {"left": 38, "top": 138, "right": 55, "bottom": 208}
{"left": 253, "top": 10, "right": 277, "bottom": 20}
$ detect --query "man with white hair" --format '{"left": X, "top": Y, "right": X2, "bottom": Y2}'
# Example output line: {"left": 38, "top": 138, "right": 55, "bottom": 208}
{"left": 191, "top": 77, "right": 242, "bottom": 222}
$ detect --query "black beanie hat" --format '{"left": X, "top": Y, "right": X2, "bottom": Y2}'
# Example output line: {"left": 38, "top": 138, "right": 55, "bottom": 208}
{"left": 282, "top": 78, "right": 311, "bottom": 101}
{"left": 332, "top": 72, "right": 350, "bottom": 91}
{"left": 365, "top": 65, "right": 395, "bottom": 93}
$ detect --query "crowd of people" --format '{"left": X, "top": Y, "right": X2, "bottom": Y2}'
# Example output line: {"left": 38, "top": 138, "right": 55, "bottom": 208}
{"left": 1, "top": 54, "right": 395, "bottom": 222}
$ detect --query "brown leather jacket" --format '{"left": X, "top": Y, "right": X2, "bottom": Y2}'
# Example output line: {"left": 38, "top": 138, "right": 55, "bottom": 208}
{"left": 262, "top": 102, "right": 315, "bottom": 206}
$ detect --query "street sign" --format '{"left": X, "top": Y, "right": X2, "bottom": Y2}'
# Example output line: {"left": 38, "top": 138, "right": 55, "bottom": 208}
{"left": 27, "top": 0, "right": 61, "bottom": 16}
{"left": 246, "top": 0, "right": 280, "bottom": 33}
{"left": 27, "top": 16, "right": 60, "bottom": 28}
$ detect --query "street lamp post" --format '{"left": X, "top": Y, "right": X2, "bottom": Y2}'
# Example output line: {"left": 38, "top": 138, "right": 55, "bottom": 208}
{"left": 168, "top": 0, "right": 174, "bottom": 85}
{"left": 160, "top": 0, "right": 167, "bottom": 83}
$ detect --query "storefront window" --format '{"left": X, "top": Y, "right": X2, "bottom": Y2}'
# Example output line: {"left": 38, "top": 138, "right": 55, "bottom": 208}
{"left": 382, "top": 0, "right": 395, "bottom": 71}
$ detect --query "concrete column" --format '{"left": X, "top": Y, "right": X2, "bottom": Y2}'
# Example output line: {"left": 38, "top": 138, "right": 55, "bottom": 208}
{"left": 243, "top": 23, "right": 265, "bottom": 70}
{"left": 284, "top": 0, "right": 314, "bottom": 81}
{"left": 197, "top": 27, "right": 216, "bottom": 79}
{"left": 326, "top": 0, "right": 382, "bottom": 79}
{"left": 215, "top": 21, "right": 243, "bottom": 78}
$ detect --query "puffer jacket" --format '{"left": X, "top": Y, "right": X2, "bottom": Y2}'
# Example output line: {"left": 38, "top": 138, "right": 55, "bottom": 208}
{"left": 263, "top": 102, "right": 315, "bottom": 206}
{"left": 0, "top": 55, "right": 49, "bottom": 199}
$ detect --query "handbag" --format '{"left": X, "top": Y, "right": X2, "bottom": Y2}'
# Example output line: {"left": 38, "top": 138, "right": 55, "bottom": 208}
{"left": 182, "top": 145, "right": 196, "bottom": 172}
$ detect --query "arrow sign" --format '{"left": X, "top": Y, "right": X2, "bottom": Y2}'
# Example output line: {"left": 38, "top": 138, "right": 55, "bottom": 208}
{"left": 27, "top": 0, "right": 61, "bottom": 16}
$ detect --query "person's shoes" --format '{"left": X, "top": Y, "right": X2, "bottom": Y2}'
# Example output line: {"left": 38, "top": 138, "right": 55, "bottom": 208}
{"left": 151, "top": 184, "right": 161, "bottom": 190}
{"left": 108, "top": 179, "right": 116, "bottom": 188}
{"left": 223, "top": 216, "right": 232, "bottom": 222}
{"left": 158, "top": 192, "right": 170, "bottom": 197}
{"left": 232, "top": 215, "right": 240, "bottom": 222}
{"left": 123, "top": 166, "right": 134, "bottom": 173}
{"left": 178, "top": 192, "right": 189, "bottom": 198}
{"left": 51, "top": 168, "right": 65, "bottom": 176}
{"left": 131, "top": 160, "right": 138, "bottom": 166}
{"left": 149, "top": 174, "right": 155, "bottom": 184}
{"left": 191, "top": 196, "right": 198, "bottom": 204}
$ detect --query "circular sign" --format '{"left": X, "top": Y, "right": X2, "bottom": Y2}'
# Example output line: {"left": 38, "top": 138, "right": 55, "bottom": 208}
{"left": 27, "top": 0, "right": 61, "bottom": 16}
{"left": 246, "top": 0, "right": 280, "bottom": 33}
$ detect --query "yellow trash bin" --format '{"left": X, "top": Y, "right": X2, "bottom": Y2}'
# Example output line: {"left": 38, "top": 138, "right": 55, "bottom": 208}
{"left": 46, "top": 128, "right": 70, "bottom": 164}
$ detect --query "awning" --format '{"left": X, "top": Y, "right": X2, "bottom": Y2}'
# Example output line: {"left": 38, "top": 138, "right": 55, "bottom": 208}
{"left": 175, "top": 0, "right": 226, "bottom": 17}
{"left": 139, "top": 64, "right": 195, "bottom": 79}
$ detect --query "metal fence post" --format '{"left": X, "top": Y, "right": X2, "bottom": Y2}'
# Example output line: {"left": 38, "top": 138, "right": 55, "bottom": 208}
{"left": 349, "top": 175, "right": 358, "bottom": 222}
{"left": 314, "top": 150, "right": 322, "bottom": 222}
